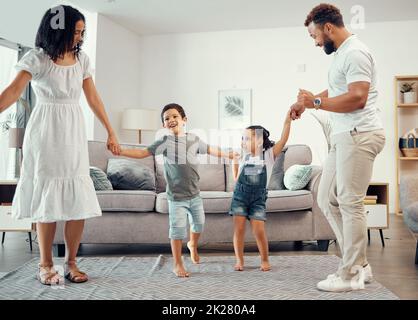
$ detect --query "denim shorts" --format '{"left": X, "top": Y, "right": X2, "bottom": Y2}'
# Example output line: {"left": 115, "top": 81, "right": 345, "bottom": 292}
{"left": 168, "top": 195, "right": 205, "bottom": 240}
{"left": 229, "top": 183, "right": 268, "bottom": 221}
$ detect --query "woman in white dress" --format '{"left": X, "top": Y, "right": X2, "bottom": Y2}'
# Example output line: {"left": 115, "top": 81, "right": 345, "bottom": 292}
{"left": 0, "top": 6, "right": 121, "bottom": 285}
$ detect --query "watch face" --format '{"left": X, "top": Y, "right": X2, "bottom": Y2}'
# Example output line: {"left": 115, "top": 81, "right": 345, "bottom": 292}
{"left": 314, "top": 98, "right": 320, "bottom": 105}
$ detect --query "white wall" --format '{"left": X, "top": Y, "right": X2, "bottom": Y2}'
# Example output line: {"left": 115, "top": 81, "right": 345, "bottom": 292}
{"left": 0, "top": 0, "right": 59, "bottom": 47}
{"left": 135, "top": 20, "right": 418, "bottom": 213}
{"left": 93, "top": 14, "right": 145, "bottom": 144}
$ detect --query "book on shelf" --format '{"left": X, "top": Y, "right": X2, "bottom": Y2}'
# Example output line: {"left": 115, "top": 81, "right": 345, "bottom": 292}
{"left": 364, "top": 199, "right": 377, "bottom": 205}
{"left": 365, "top": 195, "right": 378, "bottom": 200}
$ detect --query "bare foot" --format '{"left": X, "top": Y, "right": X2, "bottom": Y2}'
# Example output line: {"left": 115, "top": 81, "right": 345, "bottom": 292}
{"left": 260, "top": 261, "right": 271, "bottom": 272}
{"left": 173, "top": 264, "right": 190, "bottom": 278}
{"left": 234, "top": 259, "right": 244, "bottom": 271}
{"left": 187, "top": 241, "right": 200, "bottom": 264}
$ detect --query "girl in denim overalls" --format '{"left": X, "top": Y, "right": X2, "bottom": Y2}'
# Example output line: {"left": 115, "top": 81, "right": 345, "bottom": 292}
{"left": 229, "top": 111, "right": 292, "bottom": 271}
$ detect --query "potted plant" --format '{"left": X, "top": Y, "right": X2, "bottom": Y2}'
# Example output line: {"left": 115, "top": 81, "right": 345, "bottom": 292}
{"left": 400, "top": 82, "right": 417, "bottom": 104}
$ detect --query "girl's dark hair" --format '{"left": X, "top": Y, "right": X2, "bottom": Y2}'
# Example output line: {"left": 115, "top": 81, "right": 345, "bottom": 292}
{"left": 246, "top": 125, "right": 275, "bottom": 150}
{"left": 35, "top": 5, "right": 85, "bottom": 61}
{"left": 161, "top": 103, "right": 187, "bottom": 123}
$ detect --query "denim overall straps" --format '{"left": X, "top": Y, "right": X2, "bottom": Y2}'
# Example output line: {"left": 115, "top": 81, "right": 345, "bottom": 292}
{"left": 236, "top": 152, "right": 268, "bottom": 193}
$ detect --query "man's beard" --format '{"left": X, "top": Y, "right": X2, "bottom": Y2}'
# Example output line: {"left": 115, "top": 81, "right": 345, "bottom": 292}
{"left": 323, "top": 37, "right": 336, "bottom": 55}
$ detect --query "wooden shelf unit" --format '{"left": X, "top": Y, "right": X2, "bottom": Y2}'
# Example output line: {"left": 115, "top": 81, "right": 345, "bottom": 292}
{"left": 394, "top": 75, "right": 418, "bottom": 215}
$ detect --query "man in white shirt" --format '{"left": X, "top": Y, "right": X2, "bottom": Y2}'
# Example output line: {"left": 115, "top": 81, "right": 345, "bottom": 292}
{"left": 290, "top": 4, "right": 386, "bottom": 292}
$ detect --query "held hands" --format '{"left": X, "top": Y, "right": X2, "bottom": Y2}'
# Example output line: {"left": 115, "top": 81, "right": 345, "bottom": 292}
{"left": 290, "top": 89, "right": 315, "bottom": 120}
{"left": 107, "top": 132, "right": 121, "bottom": 156}
{"left": 297, "top": 89, "right": 315, "bottom": 109}
{"left": 228, "top": 150, "right": 241, "bottom": 162}
{"left": 290, "top": 103, "right": 305, "bottom": 120}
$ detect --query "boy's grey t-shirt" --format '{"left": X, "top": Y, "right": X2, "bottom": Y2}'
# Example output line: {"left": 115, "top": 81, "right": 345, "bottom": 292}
{"left": 147, "top": 133, "right": 208, "bottom": 201}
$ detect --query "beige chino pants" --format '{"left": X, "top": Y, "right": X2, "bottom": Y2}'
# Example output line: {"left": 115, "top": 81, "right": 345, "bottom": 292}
{"left": 318, "top": 128, "right": 385, "bottom": 280}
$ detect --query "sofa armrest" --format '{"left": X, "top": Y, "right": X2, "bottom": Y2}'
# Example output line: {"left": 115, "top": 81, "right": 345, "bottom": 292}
{"left": 306, "top": 165, "right": 322, "bottom": 193}
{"left": 306, "top": 165, "right": 336, "bottom": 240}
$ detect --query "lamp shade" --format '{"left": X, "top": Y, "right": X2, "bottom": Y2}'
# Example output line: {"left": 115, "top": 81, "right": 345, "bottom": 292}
{"left": 122, "top": 109, "right": 158, "bottom": 131}
{"left": 8, "top": 128, "right": 24, "bottom": 148}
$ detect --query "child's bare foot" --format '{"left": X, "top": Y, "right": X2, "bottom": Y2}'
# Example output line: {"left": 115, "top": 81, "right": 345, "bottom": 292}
{"left": 260, "top": 261, "right": 271, "bottom": 271}
{"left": 173, "top": 264, "right": 190, "bottom": 278}
{"left": 234, "top": 259, "right": 244, "bottom": 271}
{"left": 187, "top": 241, "right": 200, "bottom": 264}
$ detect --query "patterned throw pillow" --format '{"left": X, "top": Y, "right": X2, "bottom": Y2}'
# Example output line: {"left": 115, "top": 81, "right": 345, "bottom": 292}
{"left": 90, "top": 167, "right": 113, "bottom": 191}
{"left": 283, "top": 164, "right": 313, "bottom": 191}
{"left": 107, "top": 158, "right": 156, "bottom": 191}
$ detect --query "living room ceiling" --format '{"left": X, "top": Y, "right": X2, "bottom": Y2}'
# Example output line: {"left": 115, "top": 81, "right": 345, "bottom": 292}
{"left": 70, "top": 0, "right": 418, "bottom": 35}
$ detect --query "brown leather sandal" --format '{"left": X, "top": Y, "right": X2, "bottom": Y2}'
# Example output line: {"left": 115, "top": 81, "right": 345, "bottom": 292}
{"left": 64, "top": 262, "right": 88, "bottom": 283}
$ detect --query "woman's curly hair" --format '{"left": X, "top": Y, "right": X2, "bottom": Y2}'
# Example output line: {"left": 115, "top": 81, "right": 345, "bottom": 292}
{"left": 304, "top": 3, "right": 344, "bottom": 28}
{"left": 35, "top": 5, "right": 85, "bottom": 61}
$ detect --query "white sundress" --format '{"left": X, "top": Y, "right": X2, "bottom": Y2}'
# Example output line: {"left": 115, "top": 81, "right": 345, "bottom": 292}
{"left": 11, "top": 48, "right": 102, "bottom": 223}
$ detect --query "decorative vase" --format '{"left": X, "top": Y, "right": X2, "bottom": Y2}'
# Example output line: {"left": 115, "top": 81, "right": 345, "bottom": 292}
{"left": 404, "top": 92, "right": 417, "bottom": 104}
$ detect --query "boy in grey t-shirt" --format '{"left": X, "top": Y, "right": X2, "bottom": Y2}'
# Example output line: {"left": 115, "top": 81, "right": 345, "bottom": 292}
{"left": 120, "top": 103, "right": 235, "bottom": 278}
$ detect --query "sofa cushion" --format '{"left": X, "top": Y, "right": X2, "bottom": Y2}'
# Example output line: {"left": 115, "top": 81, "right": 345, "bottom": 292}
{"left": 96, "top": 190, "right": 156, "bottom": 212}
{"left": 88, "top": 140, "right": 155, "bottom": 173}
{"left": 155, "top": 154, "right": 226, "bottom": 193}
{"left": 90, "top": 166, "right": 113, "bottom": 191}
{"left": 156, "top": 191, "right": 233, "bottom": 214}
{"left": 266, "top": 190, "right": 313, "bottom": 212}
{"left": 155, "top": 190, "right": 313, "bottom": 214}
{"left": 107, "top": 158, "right": 156, "bottom": 191}
{"left": 283, "top": 144, "right": 312, "bottom": 171}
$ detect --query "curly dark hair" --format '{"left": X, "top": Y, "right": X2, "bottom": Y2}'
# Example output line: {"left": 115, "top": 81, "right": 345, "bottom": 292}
{"left": 246, "top": 125, "right": 275, "bottom": 151}
{"left": 304, "top": 3, "right": 344, "bottom": 28}
{"left": 161, "top": 103, "right": 187, "bottom": 123}
{"left": 35, "top": 5, "right": 85, "bottom": 61}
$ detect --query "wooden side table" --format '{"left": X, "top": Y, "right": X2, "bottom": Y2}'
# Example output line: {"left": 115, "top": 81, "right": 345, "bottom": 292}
{"left": 366, "top": 183, "right": 390, "bottom": 247}
{"left": 0, "top": 180, "right": 35, "bottom": 251}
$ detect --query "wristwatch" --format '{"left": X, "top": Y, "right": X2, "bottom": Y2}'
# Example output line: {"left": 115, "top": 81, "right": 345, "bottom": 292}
{"left": 313, "top": 97, "right": 322, "bottom": 110}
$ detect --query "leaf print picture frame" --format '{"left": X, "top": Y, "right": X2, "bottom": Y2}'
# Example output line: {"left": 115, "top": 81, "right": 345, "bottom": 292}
{"left": 218, "top": 89, "right": 252, "bottom": 129}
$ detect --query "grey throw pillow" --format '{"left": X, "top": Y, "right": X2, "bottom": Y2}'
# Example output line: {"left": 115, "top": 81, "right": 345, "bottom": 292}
{"left": 90, "top": 166, "right": 113, "bottom": 191}
{"left": 283, "top": 164, "right": 313, "bottom": 191}
{"left": 107, "top": 158, "right": 156, "bottom": 191}
{"left": 268, "top": 148, "right": 287, "bottom": 190}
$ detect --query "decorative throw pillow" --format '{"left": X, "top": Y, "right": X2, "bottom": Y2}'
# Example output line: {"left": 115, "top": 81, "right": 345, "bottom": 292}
{"left": 267, "top": 147, "right": 287, "bottom": 190}
{"left": 89, "top": 166, "right": 113, "bottom": 191}
{"left": 107, "top": 158, "right": 156, "bottom": 191}
{"left": 283, "top": 164, "right": 313, "bottom": 191}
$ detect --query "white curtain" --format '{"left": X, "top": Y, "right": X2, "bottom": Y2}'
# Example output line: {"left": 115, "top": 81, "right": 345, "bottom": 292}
{"left": 0, "top": 44, "right": 18, "bottom": 180}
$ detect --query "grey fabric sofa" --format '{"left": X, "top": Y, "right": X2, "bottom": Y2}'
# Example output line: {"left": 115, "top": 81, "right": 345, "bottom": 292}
{"left": 53, "top": 140, "right": 336, "bottom": 256}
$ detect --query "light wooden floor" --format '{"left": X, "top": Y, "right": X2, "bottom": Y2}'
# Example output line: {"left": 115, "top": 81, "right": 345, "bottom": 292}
{"left": 1, "top": 214, "right": 417, "bottom": 299}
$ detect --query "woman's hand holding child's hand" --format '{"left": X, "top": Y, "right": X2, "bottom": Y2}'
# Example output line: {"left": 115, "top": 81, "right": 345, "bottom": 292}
{"left": 107, "top": 133, "right": 121, "bottom": 156}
